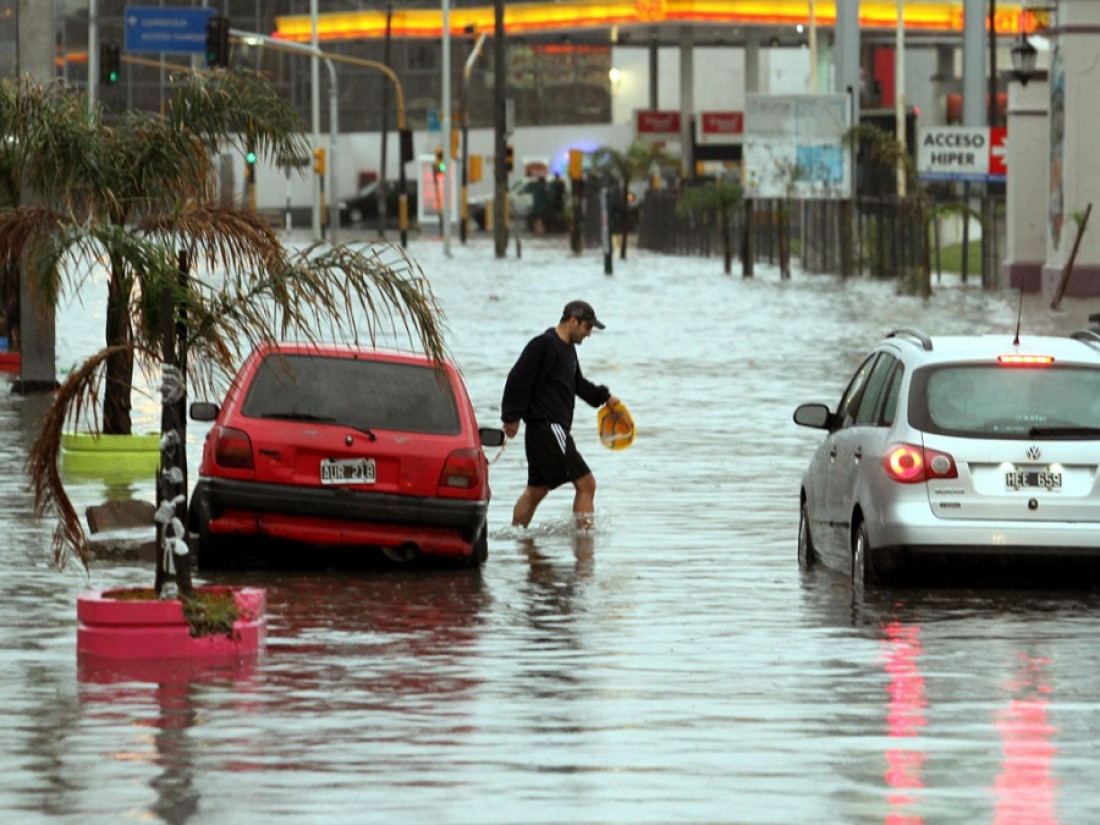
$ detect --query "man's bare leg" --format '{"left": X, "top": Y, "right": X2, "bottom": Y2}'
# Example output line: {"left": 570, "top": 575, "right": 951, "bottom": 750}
{"left": 512, "top": 485, "right": 549, "bottom": 528}
{"left": 572, "top": 473, "right": 596, "bottom": 529}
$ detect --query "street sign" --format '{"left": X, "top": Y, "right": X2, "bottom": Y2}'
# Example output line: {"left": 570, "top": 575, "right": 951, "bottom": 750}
{"left": 636, "top": 110, "right": 681, "bottom": 138}
{"left": 124, "top": 6, "right": 216, "bottom": 54}
{"left": 743, "top": 94, "right": 851, "bottom": 199}
{"left": 699, "top": 111, "right": 744, "bottom": 144}
{"left": 917, "top": 126, "right": 1007, "bottom": 183}
{"left": 989, "top": 127, "right": 1008, "bottom": 178}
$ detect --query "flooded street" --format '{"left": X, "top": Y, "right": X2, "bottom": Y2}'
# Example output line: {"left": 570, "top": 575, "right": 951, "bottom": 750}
{"left": 3, "top": 235, "right": 1100, "bottom": 824}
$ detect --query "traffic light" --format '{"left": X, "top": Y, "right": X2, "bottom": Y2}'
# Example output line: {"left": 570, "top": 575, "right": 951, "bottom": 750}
{"left": 312, "top": 147, "right": 326, "bottom": 176}
{"left": 205, "top": 15, "right": 230, "bottom": 67}
{"left": 245, "top": 147, "right": 256, "bottom": 183}
{"left": 100, "top": 42, "right": 120, "bottom": 86}
{"left": 504, "top": 143, "right": 514, "bottom": 175}
{"left": 434, "top": 147, "right": 445, "bottom": 175}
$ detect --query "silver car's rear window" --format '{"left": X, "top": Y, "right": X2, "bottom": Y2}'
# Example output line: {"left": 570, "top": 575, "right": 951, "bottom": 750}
{"left": 910, "top": 364, "right": 1100, "bottom": 438}
{"left": 241, "top": 354, "right": 461, "bottom": 435}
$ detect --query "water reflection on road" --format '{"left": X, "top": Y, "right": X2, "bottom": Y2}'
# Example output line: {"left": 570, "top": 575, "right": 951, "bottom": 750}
{"left": 3, "top": 237, "right": 1100, "bottom": 824}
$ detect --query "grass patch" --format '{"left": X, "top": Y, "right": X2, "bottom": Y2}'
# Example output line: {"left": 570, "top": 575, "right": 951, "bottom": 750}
{"left": 932, "top": 239, "right": 982, "bottom": 274}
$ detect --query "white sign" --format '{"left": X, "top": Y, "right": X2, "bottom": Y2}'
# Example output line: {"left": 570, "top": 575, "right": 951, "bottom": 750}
{"left": 743, "top": 94, "right": 851, "bottom": 199}
{"left": 917, "top": 126, "right": 1005, "bottom": 182}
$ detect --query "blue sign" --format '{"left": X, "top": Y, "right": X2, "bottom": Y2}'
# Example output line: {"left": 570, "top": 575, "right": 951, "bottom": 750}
{"left": 124, "top": 6, "right": 216, "bottom": 54}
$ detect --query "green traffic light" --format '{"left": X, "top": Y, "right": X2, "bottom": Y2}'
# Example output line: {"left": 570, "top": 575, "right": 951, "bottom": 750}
{"left": 245, "top": 151, "right": 257, "bottom": 165}
{"left": 108, "top": 71, "right": 118, "bottom": 83}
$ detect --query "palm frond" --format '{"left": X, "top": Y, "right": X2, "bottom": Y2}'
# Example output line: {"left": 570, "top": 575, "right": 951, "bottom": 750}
{"left": 0, "top": 206, "right": 68, "bottom": 310}
{"left": 167, "top": 68, "right": 309, "bottom": 172}
{"left": 27, "top": 345, "right": 137, "bottom": 570}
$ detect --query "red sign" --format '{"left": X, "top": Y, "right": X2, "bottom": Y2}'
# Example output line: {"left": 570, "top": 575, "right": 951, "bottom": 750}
{"left": 636, "top": 110, "right": 681, "bottom": 135}
{"left": 701, "top": 111, "right": 744, "bottom": 136}
{"left": 989, "top": 126, "right": 1008, "bottom": 177}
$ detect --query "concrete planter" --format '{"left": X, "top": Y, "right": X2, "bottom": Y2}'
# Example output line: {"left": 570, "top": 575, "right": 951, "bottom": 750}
{"left": 61, "top": 432, "right": 162, "bottom": 477}
{"left": 77, "top": 586, "right": 266, "bottom": 661}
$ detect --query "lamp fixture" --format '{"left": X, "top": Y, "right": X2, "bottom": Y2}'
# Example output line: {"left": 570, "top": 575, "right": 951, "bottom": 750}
{"left": 1010, "top": 31, "right": 1038, "bottom": 86}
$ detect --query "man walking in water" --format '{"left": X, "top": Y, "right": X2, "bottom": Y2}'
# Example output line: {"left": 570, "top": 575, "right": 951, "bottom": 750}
{"left": 502, "top": 300, "right": 620, "bottom": 531}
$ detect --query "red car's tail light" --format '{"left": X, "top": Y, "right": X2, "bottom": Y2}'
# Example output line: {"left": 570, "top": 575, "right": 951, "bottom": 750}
{"left": 883, "top": 443, "right": 958, "bottom": 484}
{"left": 998, "top": 354, "right": 1054, "bottom": 366}
{"left": 437, "top": 448, "right": 484, "bottom": 497}
{"left": 213, "top": 426, "right": 254, "bottom": 470}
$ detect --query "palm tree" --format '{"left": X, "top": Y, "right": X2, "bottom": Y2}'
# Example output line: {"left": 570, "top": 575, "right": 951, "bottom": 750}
{"left": 678, "top": 179, "right": 744, "bottom": 275}
{"left": 591, "top": 140, "right": 678, "bottom": 260}
{"left": 0, "top": 72, "right": 449, "bottom": 579}
{"left": 0, "top": 69, "right": 332, "bottom": 435}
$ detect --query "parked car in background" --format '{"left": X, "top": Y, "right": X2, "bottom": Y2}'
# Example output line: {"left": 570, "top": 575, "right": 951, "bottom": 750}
{"left": 793, "top": 325, "right": 1100, "bottom": 586}
{"left": 469, "top": 177, "right": 542, "bottom": 231}
{"left": 189, "top": 342, "right": 505, "bottom": 568}
{"left": 338, "top": 180, "right": 419, "bottom": 226}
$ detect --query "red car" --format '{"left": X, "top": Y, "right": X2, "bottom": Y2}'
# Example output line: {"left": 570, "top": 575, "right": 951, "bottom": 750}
{"left": 188, "top": 343, "right": 504, "bottom": 568}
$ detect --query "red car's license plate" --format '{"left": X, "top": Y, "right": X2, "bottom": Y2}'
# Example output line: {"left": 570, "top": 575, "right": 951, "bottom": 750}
{"left": 320, "top": 458, "right": 376, "bottom": 485}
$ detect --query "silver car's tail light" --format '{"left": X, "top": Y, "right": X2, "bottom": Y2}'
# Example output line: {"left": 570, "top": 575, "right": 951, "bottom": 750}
{"left": 883, "top": 443, "right": 958, "bottom": 484}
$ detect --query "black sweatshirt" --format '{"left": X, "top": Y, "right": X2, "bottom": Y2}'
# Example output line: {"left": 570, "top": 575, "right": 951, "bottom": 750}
{"left": 501, "top": 328, "right": 610, "bottom": 431}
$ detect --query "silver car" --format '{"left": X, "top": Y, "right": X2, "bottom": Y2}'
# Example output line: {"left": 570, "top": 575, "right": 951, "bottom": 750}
{"left": 793, "top": 324, "right": 1100, "bottom": 585}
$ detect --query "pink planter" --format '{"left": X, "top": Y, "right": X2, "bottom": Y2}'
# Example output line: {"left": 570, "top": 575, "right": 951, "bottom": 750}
{"left": 0, "top": 352, "right": 19, "bottom": 373}
{"left": 77, "top": 586, "right": 266, "bottom": 661}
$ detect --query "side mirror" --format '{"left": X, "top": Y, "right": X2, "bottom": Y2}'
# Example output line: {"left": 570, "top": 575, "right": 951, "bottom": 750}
{"left": 793, "top": 403, "right": 833, "bottom": 430}
{"left": 479, "top": 427, "right": 506, "bottom": 448}
{"left": 189, "top": 401, "right": 220, "bottom": 422}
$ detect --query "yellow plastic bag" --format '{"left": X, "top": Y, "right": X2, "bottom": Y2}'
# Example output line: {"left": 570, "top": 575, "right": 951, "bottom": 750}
{"left": 597, "top": 402, "right": 635, "bottom": 451}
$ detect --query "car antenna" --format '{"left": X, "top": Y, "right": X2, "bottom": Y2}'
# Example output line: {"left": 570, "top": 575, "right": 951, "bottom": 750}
{"left": 1013, "top": 291, "right": 1023, "bottom": 346}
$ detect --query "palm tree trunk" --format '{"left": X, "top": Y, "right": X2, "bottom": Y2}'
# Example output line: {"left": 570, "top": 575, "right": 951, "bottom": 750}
{"left": 103, "top": 263, "right": 133, "bottom": 436}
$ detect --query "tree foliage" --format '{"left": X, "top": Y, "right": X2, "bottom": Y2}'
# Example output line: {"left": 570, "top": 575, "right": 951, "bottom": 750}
{"left": 678, "top": 180, "right": 743, "bottom": 275}
{"left": 0, "top": 72, "right": 449, "bottom": 571}
{"left": 591, "top": 140, "right": 679, "bottom": 259}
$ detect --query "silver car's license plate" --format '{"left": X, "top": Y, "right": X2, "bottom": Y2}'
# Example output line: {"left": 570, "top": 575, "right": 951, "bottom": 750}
{"left": 1005, "top": 468, "right": 1062, "bottom": 491}
{"left": 320, "top": 458, "right": 376, "bottom": 485}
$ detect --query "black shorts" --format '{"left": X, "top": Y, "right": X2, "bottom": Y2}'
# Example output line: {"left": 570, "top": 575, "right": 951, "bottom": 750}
{"left": 524, "top": 420, "right": 591, "bottom": 489}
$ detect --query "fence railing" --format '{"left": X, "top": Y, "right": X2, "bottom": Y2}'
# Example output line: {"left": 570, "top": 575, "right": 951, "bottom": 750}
{"left": 626, "top": 186, "right": 1005, "bottom": 282}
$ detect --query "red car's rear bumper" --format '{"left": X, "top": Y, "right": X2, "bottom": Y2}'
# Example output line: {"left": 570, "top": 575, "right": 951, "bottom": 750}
{"left": 192, "top": 478, "right": 488, "bottom": 557}
{"left": 208, "top": 510, "right": 475, "bottom": 556}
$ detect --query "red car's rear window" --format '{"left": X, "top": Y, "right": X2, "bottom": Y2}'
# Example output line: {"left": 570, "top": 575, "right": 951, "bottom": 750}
{"left": 241, "top": 354, "right": 462, "bottom": 435}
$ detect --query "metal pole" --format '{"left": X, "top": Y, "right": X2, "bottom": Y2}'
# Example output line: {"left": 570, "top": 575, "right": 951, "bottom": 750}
{"left": 460, "top": 33, "right": 487, "bottom": 245}
{"left": 88, "top": 0, "right": 98, "bottom": 109}
{"left": 493, "top": 0, "right": 507, "bottom": 258}
{"left": 310, "top": 0, "right": 322, "bottom": 241}
{"left": 808, "top": 0, "right": 818, "bottom": 92}
{"left": 442, "top": 0, "right": 452, "bottom": 255}
{"left": 378, "top": 3, "right": 392, "bottom": 238}
{"left": 895, "top": 0, "right": 907, "bottom": 198}
{"left": 232, "top": 30, "right": 340, "bottom": 245}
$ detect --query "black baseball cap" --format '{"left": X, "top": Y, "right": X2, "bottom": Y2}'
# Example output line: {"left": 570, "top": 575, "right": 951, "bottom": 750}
{"left": 562, "top": 300, "right": 605, "bottom": 329}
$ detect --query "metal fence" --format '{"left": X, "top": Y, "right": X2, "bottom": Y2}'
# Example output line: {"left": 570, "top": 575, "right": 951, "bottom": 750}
{"left": 630, "top": 185, "right": 1006, "bottom": 283}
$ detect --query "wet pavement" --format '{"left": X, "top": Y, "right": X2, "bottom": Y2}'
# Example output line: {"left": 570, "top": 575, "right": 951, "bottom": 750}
{"left": 3, "top": 234, "right": 1100, "bottom": 824}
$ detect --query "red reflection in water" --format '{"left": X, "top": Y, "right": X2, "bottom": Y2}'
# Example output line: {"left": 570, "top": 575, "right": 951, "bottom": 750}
{"left": 993, "top": 654, "right": 1058, "bottom": 825}
{"left": 881, "top": 621, "right": 927, "bottom": 825}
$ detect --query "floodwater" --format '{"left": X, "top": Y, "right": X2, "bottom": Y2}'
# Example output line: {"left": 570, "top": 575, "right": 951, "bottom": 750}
{"left": 3, "top": 235, "right": 1100, "bottom": 824}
